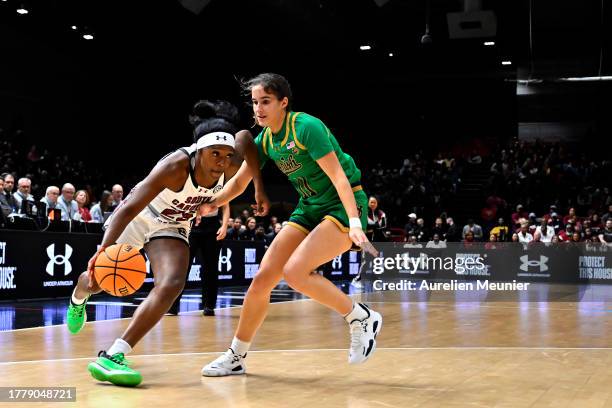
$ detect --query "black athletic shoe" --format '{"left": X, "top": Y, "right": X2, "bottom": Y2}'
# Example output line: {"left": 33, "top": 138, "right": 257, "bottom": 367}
{"left": 203, "top": 307, "right": 215, "bottom": 316}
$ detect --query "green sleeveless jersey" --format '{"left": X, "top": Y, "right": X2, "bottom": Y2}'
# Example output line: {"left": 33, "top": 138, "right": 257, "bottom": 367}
{"left": 254, "top": 112, "right": 361, "bottom": 206}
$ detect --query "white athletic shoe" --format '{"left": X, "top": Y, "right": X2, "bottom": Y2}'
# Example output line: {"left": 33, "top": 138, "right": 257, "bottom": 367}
{"left": 348, "top": 303, "right": 382, "bottom": 364}
{"left": 201, "top": 348, "right": 247, "bottom": 377}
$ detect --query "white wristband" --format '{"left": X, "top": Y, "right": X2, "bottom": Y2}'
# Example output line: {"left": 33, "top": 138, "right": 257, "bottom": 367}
{"left": 349, "top": 217, "right": 362, "bottom": 229}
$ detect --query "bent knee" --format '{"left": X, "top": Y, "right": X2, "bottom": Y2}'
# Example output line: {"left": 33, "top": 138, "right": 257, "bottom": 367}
{"left": 247, "top": 268, "right": 281, "bottom": 296}
{"left": 282, "top": 265, "right": 308, "bottom": 291}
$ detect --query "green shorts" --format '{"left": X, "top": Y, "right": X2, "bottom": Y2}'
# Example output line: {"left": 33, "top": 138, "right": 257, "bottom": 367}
{"left": 287, "top": 186, "right": 368, "bottom": 234}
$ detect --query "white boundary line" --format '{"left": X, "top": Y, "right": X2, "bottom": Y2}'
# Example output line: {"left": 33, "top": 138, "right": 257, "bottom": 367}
{"left": 2, "top": 346, "right": 611, "bottom": 366}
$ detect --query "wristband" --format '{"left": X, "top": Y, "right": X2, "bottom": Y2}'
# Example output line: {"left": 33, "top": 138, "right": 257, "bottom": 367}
{"left": 349, "top": 217, "right": 362, "bottom": 229}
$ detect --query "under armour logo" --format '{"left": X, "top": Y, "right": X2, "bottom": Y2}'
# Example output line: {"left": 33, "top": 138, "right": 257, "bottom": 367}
{"left": 216, "top": 135, "right": 227, "bottom": 141}
{"left": 332, "top": 255, "right": 342, "bottom": 270}
{"left": 519, "top": 255, "right": 548, "bottom": 272}
{"left": 218, "top": 247, "right": 232, "bottom": 271}
{"left": 46, "top": 244, "right": 73, "bottom": 276}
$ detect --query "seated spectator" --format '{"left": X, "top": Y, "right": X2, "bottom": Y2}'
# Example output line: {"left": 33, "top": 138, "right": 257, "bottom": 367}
{"left": 266, "top": 216, "right": 278, "bottom": 233}
{"left": 570, "top": 232, "right": 582, "bottom": 243}
{"left": 582, "top": 227, "right": 594, "bottom": 242}
{"left": 109, "top": 184, "right": 124, "bottom": 212}
{"left": 535, "top": 219, "right": 555, "bottom": 243}
{"left": 240, "top": 209, "right": 252, "bottom": 224}
{"left": 484, "top": 234, "right": 499, "bottom": 250}
{"left": 517, "top": 223, "right": 533, "bottom": 244}
{"left": 549, "top": 212, "right": 563, "bottom": 233}
{"left": 489, "top": 218, "right": 509, "bottom": 242}
{"left": 511, "top": 204, "right": 528, "bottom": 225}
{"left": 558, "top": 224, "right": 574, "bottom": 242}
{"left": 56, "top": 183, "right": 80, "bottom": 221}
{"left": 75, "top": 190, "right": 92, "bottom": 222}
{"left": 511, "top": 233, "right": 519, "bottom": 243}
{"left": 13, "top": 177, "right": 38, "bottom": 216}
{"left": 601, "top": 205, "right": 612, "bottom": 224}
{"left": 463, "top": 231, "right": 476, "bottom": 248}
{"left": 404, "top": 213, "right": 417, "bottom": 237}
{"left": 426, "top": 233, "right": 447, "bottom": 248}
{"left": 240, "top": 217, "right": 257, "bottom": 241}
{"left": 563, "top": 207, "right": 578, "bottom": 226}
{"left": 414, "top": 218, "right": 427, "bottom": 242}
{"left": 0, "top": 176, "right": 12, "bottom": 217}
{"left": 589, "top": 214, "right": 603, "bottom": 234}
{"left": 90, "top": 190, "right": 112, "bottom": 223}
{"left": 227, "top": 217, "right": 234, "bottom": 229}
{"left": 1, "top": 173, "right": 17, "bottom": 214}
{"left": 462, "top": 219, "right": 483, "bottom": 241}
{"left": 430, "top": 217, "right": 446, "bottom": 241}
{"left": 39, "top": 186, "right": 60, "bottom": 218}
{"left": 226, "top": 218, "right": 243, "bottom": 240}
{"left": 551, "top": 235, "right": 560, "bottom": 243}
{"left": 254, "top": 226, "right": 267, "bottom": 242}
{"left": 599, "top": 220, "right": 612, "bottom": 244}
{"left": 265, "top": 222, "right": 282, "bottom": 246}
{"left": 404, "top": 235, "right": 422, "bottom": 248}
{"left": 446, "top": 217, "right": 460, "bottom": 242}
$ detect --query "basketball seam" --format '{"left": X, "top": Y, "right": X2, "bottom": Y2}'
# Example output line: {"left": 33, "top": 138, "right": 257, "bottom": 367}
{"left": 93, "top": 265, "right": 147, "bottom": 275}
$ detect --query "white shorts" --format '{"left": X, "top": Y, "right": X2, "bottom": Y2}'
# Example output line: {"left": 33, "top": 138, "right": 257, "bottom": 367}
{"left": 104, "top": 206, "right": 191, "bottom": 248}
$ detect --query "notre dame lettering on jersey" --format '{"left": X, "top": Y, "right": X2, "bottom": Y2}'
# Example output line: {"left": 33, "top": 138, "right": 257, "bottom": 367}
{"left": 254, "top": 112, "right": 361, "bottom": 205}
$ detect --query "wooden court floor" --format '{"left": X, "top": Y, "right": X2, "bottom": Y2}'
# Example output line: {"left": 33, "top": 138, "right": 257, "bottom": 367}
{"left": 1, "top": 289, "right": 612, "bottom": 408}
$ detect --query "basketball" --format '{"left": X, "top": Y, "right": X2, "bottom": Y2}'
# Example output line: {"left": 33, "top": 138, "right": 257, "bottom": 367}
{"left": 94, "top": 244, "right": 147, "bottom": 297}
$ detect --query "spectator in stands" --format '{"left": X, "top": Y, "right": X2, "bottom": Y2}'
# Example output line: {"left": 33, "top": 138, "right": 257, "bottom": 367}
{"left": 254, "top": 226, "right": 267, "bottom": 242}
{"left": 426, "top": 233, "right": 447, "bottom": 248}
{"left": 571, "top": 232, "right": 582, "bottom": 243}
{"left": 90, "top": 190, "right": 112, "bottom": 223}
{"left": 535, "top": 219, "right": 555, "bottom": 243}
{"left": 265, "top": 222, "right": 282, "bottom": 246}
{"left": 415, "top": 218, "right": 427, "bottom": 242}
{"left": 599, "top": 220, "right": 612, "bottom": 245}
{"left": 404, "top": 235, "right": 422, "bottom": 248}
{"left": 56, "top": 183, "right": 79, "bottom": 221}
{"left": 75, "top": 190, "right": 92, "bottom": 222}
{"left": 39, "top": 186, "right": 60, "bottom": 217}
{"left": 484, "top": 234, "right": 498, "bottom": 250}
{"left": 109, "top": 184, "right": 124, "bottom": 212}
{"left": 1, "top": 173, "right": 17, "bottom": 213}
{"left": 226, "top": 218, "right": 243, "bottom": 240}
{"left": 517, "top": 223, "right": 533, "bottom": 244}
{"left": 0, "top": 176, "right": 12, "bottom": 217}
{"left": 558, "top": 224, "right": 574, "bottom": 242}
{"left": 240, "top": 208, "right": 252, "bottom": 224}
{"left": 551, "top": 235, "right": 560, "bottom": 243}
{"left": 511, "top": 204, "right": 528, "bottom": 225}
{"left": 583, "top": 227, "right": 594, "bottom": 242}
{"left": 446, "top": 217, "right": 460, "bottom": 242}
{"left": 489, "top": 218, "right": 509, "bottom": 242}
{"left": 463, "top": 231, "right": 476, "bottom": 248}
{"left": 549, "top": 212, "right": 563, "bottom": 233}
{"left": 511, "top": 233, "right": 519, "bottom": 243}
{"left": 240, "top": 217, "right": 257, "bottom": 241}
{"left": 266, "top": 216, "right": 278, "bottom": 233}
{"left": 430, "top": 217, "right": 446, "bottom": 241}
{"left": 367, "top": 196, "right": 387, "bottom": 241}
{"left": 227, "top": 217, "right": 234, "bottom": 229}
{"left": 404, "top": 213, "right": 417, "bottom": 238}
{"left": 462, "top": 219, "right": 483, "bottom": 241}
{"left": 602, "top": 205, "right": 612, "bottom": 224}
{"left": 589, "top": 214, "right": 602, "bottom": 234}
{"left": 563, "top": 207, "right": 578, "bottom": 226}
{"left": 13, "top": 177, "right": 37, "bottom": 216}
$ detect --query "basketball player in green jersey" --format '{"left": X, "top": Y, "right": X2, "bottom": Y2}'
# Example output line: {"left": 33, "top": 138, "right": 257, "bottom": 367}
{"left": 201, "top": 73, "right": 382, "bottom": 376}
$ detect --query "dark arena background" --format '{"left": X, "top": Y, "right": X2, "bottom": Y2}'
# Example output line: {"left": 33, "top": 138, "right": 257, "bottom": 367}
{"left": 1, "top": 0, "right": 611, "bottom": 406}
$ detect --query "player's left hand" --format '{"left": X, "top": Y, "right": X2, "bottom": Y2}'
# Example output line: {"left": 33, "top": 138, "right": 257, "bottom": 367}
{"left": 216, "top": 225, "right": 227, "bottom": 240}
{"left": 252, "top": 190, "right": 270, "bottom": 217}
{"left": 349, "top": 228, "right": 379, "bottom": 257}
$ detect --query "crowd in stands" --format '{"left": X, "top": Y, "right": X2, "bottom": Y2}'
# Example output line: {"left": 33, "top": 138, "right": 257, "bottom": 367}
{"left": 2, "top": 125, "right": 611, "bottom": 247}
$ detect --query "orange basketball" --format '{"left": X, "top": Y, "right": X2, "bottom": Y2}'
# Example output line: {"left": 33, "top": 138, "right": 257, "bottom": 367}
{"left": 94, "top": 244, "right": 147, "bottom": 297}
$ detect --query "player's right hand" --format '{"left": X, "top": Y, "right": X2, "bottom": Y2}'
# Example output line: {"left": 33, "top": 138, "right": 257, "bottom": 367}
{"left": 87, "top": 246, "right": 105, "bottom": 289}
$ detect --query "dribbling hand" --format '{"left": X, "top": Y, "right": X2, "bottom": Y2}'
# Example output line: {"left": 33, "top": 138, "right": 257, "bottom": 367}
{"left": 87, "top": 246, "right": 105, "bottom": 289}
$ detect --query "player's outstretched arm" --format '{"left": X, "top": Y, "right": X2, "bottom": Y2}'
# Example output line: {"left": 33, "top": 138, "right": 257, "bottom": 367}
{"left": 202, "top": 160, "right": 253, "bottom": 214}
{"left": 235, "top": 130, "right": 270, "bottom": 216}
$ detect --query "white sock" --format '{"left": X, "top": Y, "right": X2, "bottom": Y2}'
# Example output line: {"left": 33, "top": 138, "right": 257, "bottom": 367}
{"left": 107, "top": 338, "right": 132, "bottom": 356}
{"left": 344, "top": 302, "right": 369, "bottom": 323}
{"left": 71, "top": 289, "right": 87, "bottom": 305}
{"left": 230, "top": 337, "right": 251, "bottom": 357}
